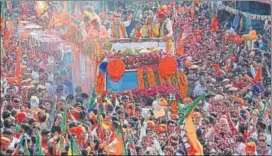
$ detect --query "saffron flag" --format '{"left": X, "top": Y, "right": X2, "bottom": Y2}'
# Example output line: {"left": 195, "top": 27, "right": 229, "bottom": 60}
{"left": 211, "top": 15, "right": 218, "bottom": 32}
{"left": 15, "top": 47, "right": 22, "bottom": 85}
{"left": 253, "top": 66, "right": 262, "bottom": 83}
{"left": 104, "top": 131, "right": 125, "bottom": 155}
{"left": 184, "top": 112, "right": 204, "bottom": 155}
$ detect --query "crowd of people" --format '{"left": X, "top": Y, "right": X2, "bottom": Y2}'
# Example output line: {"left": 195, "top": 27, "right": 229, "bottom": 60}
{"left": 1, "top": 1, "right": 271, "bottom": 156}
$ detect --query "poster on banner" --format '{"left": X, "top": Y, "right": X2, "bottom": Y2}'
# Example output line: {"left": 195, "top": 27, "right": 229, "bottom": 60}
{"left": 112, "top": 42, "right": 158, "bottom": 51}
{"left": 111, "top": 41, "right": 175, "bottom": 52}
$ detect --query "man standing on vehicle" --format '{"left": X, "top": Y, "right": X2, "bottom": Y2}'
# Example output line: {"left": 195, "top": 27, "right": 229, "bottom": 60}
{"left": 157, "top": 5, "right": 173, "bottom": 53}
{"left": 124, "top": 10, "right": 137, "bottom": 38}
{"left": 111, "top": 12, "right": 128, "bottom": 39}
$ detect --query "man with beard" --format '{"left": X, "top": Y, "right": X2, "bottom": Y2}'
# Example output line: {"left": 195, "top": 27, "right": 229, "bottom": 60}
{"left": 256, "top": 133, "right": 271, "bottom": 155}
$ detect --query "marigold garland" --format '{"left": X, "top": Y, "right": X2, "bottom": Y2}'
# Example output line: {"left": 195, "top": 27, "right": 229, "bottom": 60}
{"left": 178, "top": 71, "right": 188, "bottom": 99}
{"left": 147, "top": 68, "right": 156, "bottom": 87}
{"left": 158, "top": 70, "right": 166, "bottom": 86}
{"left": 137, "top": 68, "right": 145, "bottom": 89}
{"left": 166, "top": 39, "right": 172, "bottom": 54}
{"left": 153, "top": 70, "right": 161, "bottom": 86}
{"left": 143, "top": 70, "right": 149, "bottom": 89}
{"left": 171, "top": 101, "right": 178, "bottom": 115}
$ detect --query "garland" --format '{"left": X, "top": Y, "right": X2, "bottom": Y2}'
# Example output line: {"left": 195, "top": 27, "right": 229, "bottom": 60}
{"left": 137, "top": 68, "right": 145, "bottom": 89}
{"left": 217, "top": 4, "right": 271, "bottom": 21}
{"left": 158, "top": 69, "right": 166, "bottom": 86}
{"left": 153, "top": 70, "right": 161, "bottom": 86}
{"left": 178, "top": 71, "right": 188, "bottom": 100}
{"left": 147, "top": 68, "right": 156, "bottom": 87}
{"left": 110, "top": 53, "right": 161, "bottom": 70}
{"left": 103, "top": 85, "right": 181, "bottom": 102}
{"left": 143, "top": 70, "right": 149, "bottom": 89}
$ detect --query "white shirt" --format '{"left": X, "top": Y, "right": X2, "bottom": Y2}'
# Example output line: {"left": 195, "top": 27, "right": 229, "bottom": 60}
{"left": 236, "top": 142, "right": 246, "bottom": 155}
{"left": 31, "top": 71, "right": 39, "bottom": 82}
{"left": 124, "top": 20, "right": 131, "bottom": 27}
{"left": 8, "top": 137, "right": 19, "bottom": 150}
{"left": 266, "top": 133, "right": 271, "bottom": 147}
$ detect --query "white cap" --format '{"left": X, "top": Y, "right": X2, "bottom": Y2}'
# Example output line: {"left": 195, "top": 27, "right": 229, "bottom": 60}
{"left": 229, "top": 87, "right": 238, "bottom": 91}
{"left": 225, "top": 84, "right": 232, "bottom": 88}
{"left": 222, "top": 79, "right": 230, "bottom": 83}
{"left": 186, "top": 56, "right": 192, "bottom": 61}
{"left": 190, "top": 65, "right": 198, "bottom": 69}
{"left": 214, "top": 94, "right": 224, "bottom": 101}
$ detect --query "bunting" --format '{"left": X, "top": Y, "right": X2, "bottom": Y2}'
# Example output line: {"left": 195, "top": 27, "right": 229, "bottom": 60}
{"left": 217, "top": 4, "right": 271, "bottom": 21}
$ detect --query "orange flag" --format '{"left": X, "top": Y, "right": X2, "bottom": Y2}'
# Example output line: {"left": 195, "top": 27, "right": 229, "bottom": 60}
{"left": 15, "top": 47, "right": 22, "bottom": 85}
{"left": 184, "top": 112, "right": 204, "bottom": 155}
{"left": 20, "top": 29, "right": 29, "bottom": 41}
{"left": 104, "top": 134, "right": 124, "bottom": 155}
{"left": 211, "top": 15, "right": 218, "bottom": 32}
{"left": 253, "top": 66, "right": 262, "bottom": 83}
{"left": 191, "top": 5, "right": 195, "bottom": 17}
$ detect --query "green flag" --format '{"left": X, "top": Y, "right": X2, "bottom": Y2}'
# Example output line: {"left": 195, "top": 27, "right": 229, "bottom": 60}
{"left": 68, "top": 135, "right": 81, "bottom": 155}
{"left": 60, "top": 104, "right": 68, "bottom": 133}
{"left": 116, "top": 121, "right": 127, "bottom": 155}
{"left": 22, "top": 136, "right": 31, "bottom": 156}
{"left": 87, "top": 88, "right": 96, "bottom": 112}
{"left": 56, "top": 136, "right": 64, "bottom": 154}
{"left": 34, "top": 132, "right": 44, "bottom": 156}
{"left": 178, "top": 93, "right": 208, "bottom": 125}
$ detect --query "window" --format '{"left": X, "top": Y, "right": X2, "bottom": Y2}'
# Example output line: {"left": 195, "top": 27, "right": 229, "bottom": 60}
{"left": 106, "top": 70, "right": 138, "bottom": 92}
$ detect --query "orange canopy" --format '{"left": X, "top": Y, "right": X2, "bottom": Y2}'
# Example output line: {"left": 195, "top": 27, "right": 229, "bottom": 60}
{"left": 159, "top": 56, "right": 177, "bottom": 77}
{"left": 107, "top": 59, "right": 125, "bottom": 82}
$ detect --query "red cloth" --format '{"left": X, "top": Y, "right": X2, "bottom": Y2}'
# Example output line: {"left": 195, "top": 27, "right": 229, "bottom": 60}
{"left": 232, "top": 81, "right": 247, "bottom": 89}
{"left": 227, "top": 112, "right": 238, "bottom": 134}
{"left": 253, "top": 66, "right": 262, "bottom": 83}
{"left": 41, "top": 139, "right": 48, "bottom": 149}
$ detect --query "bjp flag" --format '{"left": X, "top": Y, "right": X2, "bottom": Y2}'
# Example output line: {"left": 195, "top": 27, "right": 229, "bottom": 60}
{"left": 35, "top": 1, "right": 49, "bottom": 17}
{"left": 184, "top": 112, "right": 204, "bottom": 155}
